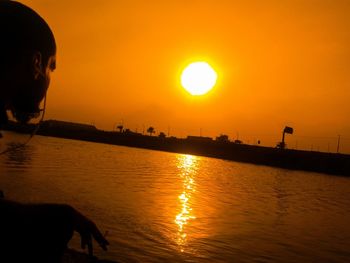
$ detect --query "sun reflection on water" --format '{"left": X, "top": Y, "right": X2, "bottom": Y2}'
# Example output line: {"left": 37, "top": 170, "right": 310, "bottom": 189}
{"left": 175, "top": 154, "right": 198, "bottom": 252}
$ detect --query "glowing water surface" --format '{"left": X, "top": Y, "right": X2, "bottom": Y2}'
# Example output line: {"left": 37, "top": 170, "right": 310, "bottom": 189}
{"left": 1, "top": 135, "right": 350, "bottom": 262}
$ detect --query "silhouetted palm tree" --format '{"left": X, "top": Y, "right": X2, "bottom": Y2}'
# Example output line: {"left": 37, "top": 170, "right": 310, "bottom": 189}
{"left": 147, "top": 126, "right": 155, "bottom": 136}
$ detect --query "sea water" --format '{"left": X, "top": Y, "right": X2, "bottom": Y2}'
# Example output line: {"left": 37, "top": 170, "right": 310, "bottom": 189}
{"left": 1, "top": 136, "right": 349, "bottom": 262}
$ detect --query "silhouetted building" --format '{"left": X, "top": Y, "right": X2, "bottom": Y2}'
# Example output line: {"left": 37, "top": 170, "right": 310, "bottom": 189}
{"left": 216, "top": 134, "right": 229, "bottom": 143}
{"left": 122, "top": 129, "right": 142, "bottom": 136}
{"left": 158, "top": 132, "right": 166, "bottom": 138}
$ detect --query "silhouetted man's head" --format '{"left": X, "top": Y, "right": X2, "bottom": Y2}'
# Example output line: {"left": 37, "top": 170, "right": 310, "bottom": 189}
{"left": 0, "top": 1, "right": 56, "bottom": 125}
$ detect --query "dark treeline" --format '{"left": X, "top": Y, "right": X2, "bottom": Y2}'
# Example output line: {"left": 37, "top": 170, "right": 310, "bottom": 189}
{"left": 4, "top": 120, "right": 350, "bottom": 176}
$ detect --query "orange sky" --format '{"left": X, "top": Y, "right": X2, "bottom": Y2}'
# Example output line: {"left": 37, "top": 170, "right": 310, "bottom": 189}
{"left": 23, "top": 0, "right": 350, "bottom": 153}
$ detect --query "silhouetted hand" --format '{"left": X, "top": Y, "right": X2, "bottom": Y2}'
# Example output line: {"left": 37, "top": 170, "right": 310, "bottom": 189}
{"left": 0, "top": 201, "right": 109, "bottom": 261}
{"left": 70, "top": 207, "right": 109, "bottom": 256}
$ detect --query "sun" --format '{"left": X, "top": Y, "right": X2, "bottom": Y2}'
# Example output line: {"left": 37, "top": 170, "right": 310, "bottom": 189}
{"left": 181, "top": 62, "right": 217, "bottom": 96}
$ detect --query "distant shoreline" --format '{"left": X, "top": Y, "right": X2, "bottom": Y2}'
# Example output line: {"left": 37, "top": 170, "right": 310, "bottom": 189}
{"left": 4, "top": 120, "right": 350, "bottom": 176}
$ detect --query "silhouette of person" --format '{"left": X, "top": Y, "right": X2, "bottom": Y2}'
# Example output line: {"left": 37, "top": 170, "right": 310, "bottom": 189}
{"left": 0, "top": 1, "right": 109, "bottom": 262}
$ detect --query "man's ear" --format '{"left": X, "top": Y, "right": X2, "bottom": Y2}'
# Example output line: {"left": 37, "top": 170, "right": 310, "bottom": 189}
{"left": 32, "top": 51, "right": 43, "bottom": 80}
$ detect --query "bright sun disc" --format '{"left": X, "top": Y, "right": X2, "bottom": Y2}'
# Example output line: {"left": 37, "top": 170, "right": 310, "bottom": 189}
{"left": 181, "top": 62, "right": 217, "bottom": 96}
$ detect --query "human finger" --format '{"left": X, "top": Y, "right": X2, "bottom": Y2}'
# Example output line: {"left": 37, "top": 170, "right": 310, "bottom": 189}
{"left": 87, "top": 238, "right": 93, "bottom": 257}
{"left": 90, "top": 224, "right": 109, "bottom": 250}
{"left": 81, "top": 236, "right": 85, "bottom": 249}
{"left": 81, "top": 233, "right": 87, "bottom": 249}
